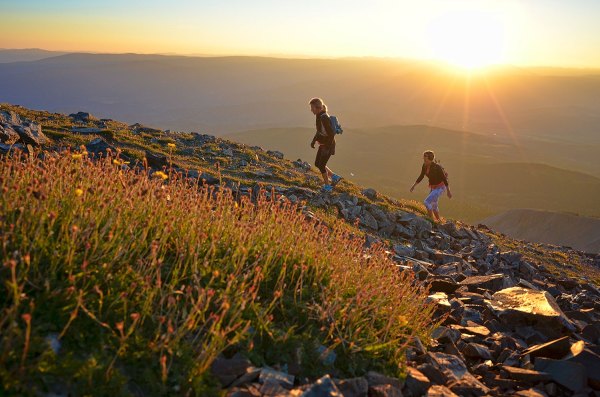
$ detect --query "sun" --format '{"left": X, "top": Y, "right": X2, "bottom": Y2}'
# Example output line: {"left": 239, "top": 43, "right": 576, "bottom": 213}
{"left": 427, "top": 8, "right": 507, "bottom": 69}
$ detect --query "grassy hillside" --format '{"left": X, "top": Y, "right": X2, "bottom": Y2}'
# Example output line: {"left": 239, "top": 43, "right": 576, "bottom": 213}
{"left": 0, "top": 151, "right": 436, "bottom": 395}
{"left": 226, "top": 125, "right": 600, "bottom": 222}
{"left": 2, "top": 103, "right": 600, "bottom": 395}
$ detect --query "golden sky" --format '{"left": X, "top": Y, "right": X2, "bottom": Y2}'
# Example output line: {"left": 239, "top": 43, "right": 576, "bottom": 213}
{"left": 2, "top": 0, "right": 600, "bottom": 68}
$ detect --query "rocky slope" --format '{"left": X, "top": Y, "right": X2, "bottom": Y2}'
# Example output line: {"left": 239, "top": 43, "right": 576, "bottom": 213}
{"left": 483, "top": 209, "right": 600, "bottom": 254}
{"left": 2, "top": 103, "right": 600, "bottom": 396}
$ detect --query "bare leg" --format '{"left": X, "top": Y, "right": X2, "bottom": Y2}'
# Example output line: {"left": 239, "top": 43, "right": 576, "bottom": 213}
{"left": 433, "top": 210, "right": 441, "bottom": 222}
{"left": 427, "top": 209, "right": 434, "bottom": 220}
{"left": 325, "top": 167, "right": 334, "bottom": 179}
{"left": 321, "top": 172, "right": 330, "bottom": 185}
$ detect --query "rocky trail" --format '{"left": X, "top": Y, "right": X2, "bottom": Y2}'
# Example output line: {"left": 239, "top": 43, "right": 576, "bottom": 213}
{"left": 2, "top": 105, "right": 600, "bottom": 396}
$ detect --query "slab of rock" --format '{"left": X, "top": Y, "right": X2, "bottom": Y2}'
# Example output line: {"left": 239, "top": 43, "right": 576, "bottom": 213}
{"left": 489, "top": 287, "right": 576, "bottom": 333}
{"left": 513, "top": 388, "right": 548, "bottom": 397}
{"left": 520, "top": 336, "right": 572, "bottom": 359}
{"left": 534, "top": 357, "right": 587, "bottom": 392}
{"left": 301, "top": 375, "right": 342, "bottom": 397}
{"left": 460, "top": 274, "right": 509, "bottom": 292}
{"left": 359, "top": 210, "right": 378, "bottom": 230}
{"left": 69, "top": 111, "right": 95, "bottom": 122}
{"left": 501, "top": 366, "right": 551, "bottom": 383}
{"left": 428, "top": 278, "right": 460, "bottom": 294}
{"left": 267, "top": 150, "right": 284, "bottom": 159}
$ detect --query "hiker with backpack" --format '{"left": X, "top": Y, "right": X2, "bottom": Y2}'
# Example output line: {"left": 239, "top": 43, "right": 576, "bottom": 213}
{"left": 410, "top": 150, "right": 452, "bottom": 222}
{"left": 309, "top": 97, "right": 343, "bottom": 192}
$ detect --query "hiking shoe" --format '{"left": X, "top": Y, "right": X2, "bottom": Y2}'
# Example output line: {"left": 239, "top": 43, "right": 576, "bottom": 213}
{"left": 331, "top": 174, "right": 343, "bottom": 186}
{"left": 321, "top": 184, "right": 333, "bottom": 193}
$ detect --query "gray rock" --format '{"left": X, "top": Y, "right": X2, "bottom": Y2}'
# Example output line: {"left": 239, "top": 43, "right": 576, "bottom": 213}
{"left": 411, "top": 217, "right": 433, "bottom": 237}
{"left": 0, "top": 125, "right": 20, "bottom": 144}
{"left": 362, "top": 188, "right": 377, "bottom": 199}
{"left": 69, "top": 111, "right": 95, "bottom": 122}
{"left": 462, "top": 343, "right": 493, "bottom": 360}
{"left": 259, "top": 367, "right": 294, "bottom": 389}
{"left": 360, "top": 210, "right": 378, "bottom": 230}
{"left": 0, "top": 110, "right": 21, "bottom": 124}
{"left": 394, "top": 244, "right": 416, "bottom": 257}
{"left": 14, "top": 121, "right": 47, "bottom": 146}
{"left": 223, "top": 148, "right": 234, "bottom": 156}
{"left": 301, "top": 375, "right": 342, "bottom": 397}
{"left": 86, "top": 137, "right": 115, "bottom": 156}
{"left": 71, "top": 127, "right": 103, "bottom": 134}
{"left": 267, "top": 150, "right": 284, "bottom": 159}
{"left": 395, "top": 224, "right": 416, "bottom": 239}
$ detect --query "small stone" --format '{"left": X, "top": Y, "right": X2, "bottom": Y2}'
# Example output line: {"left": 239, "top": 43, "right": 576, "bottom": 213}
{"left": 462, "top": 343, "right": 493, "bottom": 360}
{"left": 368, "top": 384, "right": 403, "bottom": 397}
{"left": 335, "top": 377, "right": 368, "bottom": 397}
{"left": 426, "top": 385, "right": 459, "bottom": 397}
{"left": 301, "top": 375, "right": 342, "bottom": 397}
{"left": 362, "top": 188, "right": 377, "bottom": 199}
{"left": 404, "top": 367, "right": 430, "bottom": 397}
{"left": 259, "top": 367, "right": 294, "bottom": 389}
{"left": 210, "top": 356, "right": 253, "bottom": 387}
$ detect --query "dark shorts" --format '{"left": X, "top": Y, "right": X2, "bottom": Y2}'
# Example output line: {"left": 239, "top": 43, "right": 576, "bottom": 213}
{"left": 315, "top": 145, "right": 332, "bottom": 173}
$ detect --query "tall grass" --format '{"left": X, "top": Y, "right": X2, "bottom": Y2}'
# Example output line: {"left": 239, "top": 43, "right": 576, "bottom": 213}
{"left": 0, "top": 150, "right": 436, "bottom": 395}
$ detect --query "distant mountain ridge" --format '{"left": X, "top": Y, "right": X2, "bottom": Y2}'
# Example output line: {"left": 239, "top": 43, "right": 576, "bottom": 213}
{"left": 1, "top": 51, "right": 600, "bottom": 143}
{"left": 482, "top": 208, "right": 600, "bottom": 253}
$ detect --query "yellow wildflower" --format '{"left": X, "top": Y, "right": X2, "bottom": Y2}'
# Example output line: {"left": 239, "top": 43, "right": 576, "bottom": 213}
{"left": 167, "top": 143, "right": 176, "bottom": 148}
{"left": 153, "top": 171, "right": 168, "bottom": 180}
{"left": 75, "top": 188, "right": 84, "bottom": 197}
{"left": 71, "top": 153, "right": 83, "bottom": 160}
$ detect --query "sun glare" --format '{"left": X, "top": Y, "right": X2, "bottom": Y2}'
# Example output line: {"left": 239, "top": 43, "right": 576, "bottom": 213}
{"left": 427, "top": 8, "right": 507, "bottom": 69}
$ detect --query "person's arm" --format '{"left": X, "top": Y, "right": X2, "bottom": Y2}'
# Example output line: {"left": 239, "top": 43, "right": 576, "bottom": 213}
{"left": 410, "top": 164, "right": 426, "bottom": 192}
{"left": 310, "top": 132, "right": 318, "bottom": 148}
{"left": 438, "top": 164, "right": 452, "bottom": 198}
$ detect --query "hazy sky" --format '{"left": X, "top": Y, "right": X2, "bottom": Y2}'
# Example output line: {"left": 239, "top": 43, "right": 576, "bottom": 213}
{"left": 2, "top": 0, "right": 600, "bottom": 67}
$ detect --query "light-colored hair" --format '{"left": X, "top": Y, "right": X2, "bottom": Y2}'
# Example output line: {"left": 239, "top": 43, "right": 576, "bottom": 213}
{"left": 423, "top": 150, "right": 435, "bottom": 161}
{"left": 309, "top": 97, "right": 327, "bottom": 112}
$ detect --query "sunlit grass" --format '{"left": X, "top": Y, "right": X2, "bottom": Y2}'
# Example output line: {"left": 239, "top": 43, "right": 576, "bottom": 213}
{"left": 0, "top": 150, "right": 437, "bottom": 395}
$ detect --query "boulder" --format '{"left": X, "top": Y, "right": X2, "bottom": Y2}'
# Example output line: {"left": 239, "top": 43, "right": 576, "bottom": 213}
{"left": 258, "top": 367, "right": 294, "bottom": 389}
{"left": 462, "top": 343, "right": 493, "bottom": 360}
{"left": 368, "top": 384, "right": 403, "bottom": 397}
{"left": 362, "top": 188, "right": 377, "bottom": 199}
{"left": 501, "top": 366, "right": 551, "bottom": 383}
{"left": 489, "top": 287, "right": 577, "bottom": 334}
{"left": 0, "top": 110, "right": 21, "bottom": 124}
{"left": 365, "top": 371, "right": 404, "bottom": 390}
{"left": 14, "top": 121, "right": 47, "bottom": 146}
{"left": 69, "top": 111, "right": 95, "bottom": 122}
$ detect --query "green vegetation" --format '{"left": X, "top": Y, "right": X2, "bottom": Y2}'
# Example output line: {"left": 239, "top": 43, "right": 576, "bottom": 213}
{"left": 0, "top": 151, "right": 437, "bottom": 395}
